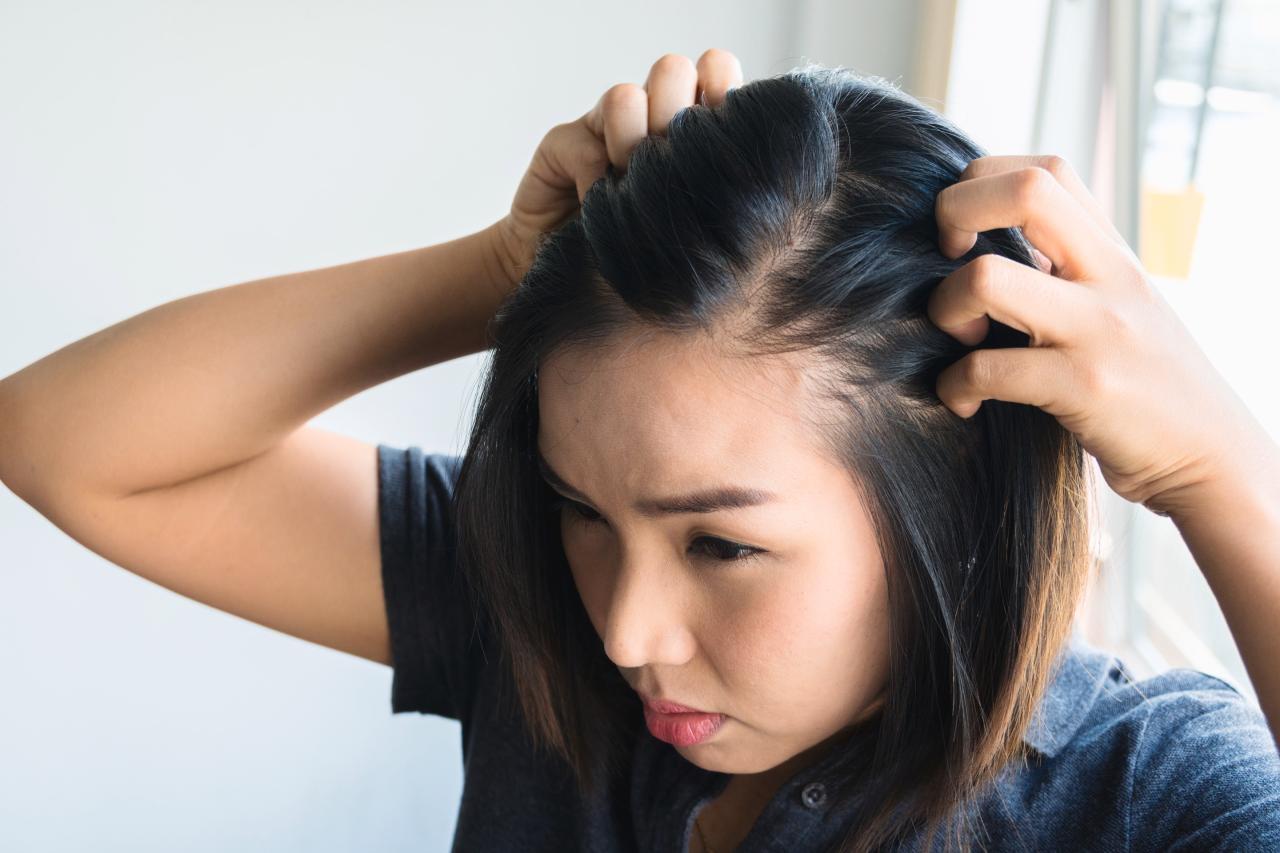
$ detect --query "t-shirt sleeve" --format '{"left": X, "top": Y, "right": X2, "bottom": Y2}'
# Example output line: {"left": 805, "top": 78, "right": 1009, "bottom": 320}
{"left": 376, "top": 443, "right": 490, "bottom": 724}
{"left": 1131, "top": 670, "right": 1280, "bottom": 851}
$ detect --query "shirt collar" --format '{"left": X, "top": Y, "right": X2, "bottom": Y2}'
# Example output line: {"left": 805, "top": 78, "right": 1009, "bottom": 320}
{"left": 1019, "top": 630, "right": 1121, "bottom": 759}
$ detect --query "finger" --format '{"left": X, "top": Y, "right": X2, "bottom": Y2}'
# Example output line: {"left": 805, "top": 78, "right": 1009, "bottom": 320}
{"left": 643, "top": 53, "right": 699, "bottom": 136}
{"left": 935, "top": 166, "right": 1120, "bottom": 282}
{"left": 584, "top": 83, "right": 650, "bottom": 173}
{"left": 695, "top": 48, "right": 745, "bottom": 107}
{"left": 936, "top": 345, "right": 1078, "bottom": 420}
{"left": 536, "top": 121, "right": 611, "bottom": 204}
{"left": 927, "top": 253, "right": 1095, "bottom": 346}
{"left": 958, "top": 155, "right": 1129, "bottom": 251}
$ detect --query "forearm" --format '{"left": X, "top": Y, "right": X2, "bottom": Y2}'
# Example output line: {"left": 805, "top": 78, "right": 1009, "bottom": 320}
{"left": 1167, "top": 423, "right": 1280, "bottom": 744}
{"left": 0, "top": 220, "right": 516, "bottom": 500}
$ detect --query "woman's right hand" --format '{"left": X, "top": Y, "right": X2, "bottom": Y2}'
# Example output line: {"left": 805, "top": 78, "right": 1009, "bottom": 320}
{"left": 488, "top": 48, "right": 745, "bottom": 288}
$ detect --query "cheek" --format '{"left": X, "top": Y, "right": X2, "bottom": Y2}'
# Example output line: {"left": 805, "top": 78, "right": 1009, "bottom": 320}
{"left": 716, "top": 554, "right": 889, "bottom": 722}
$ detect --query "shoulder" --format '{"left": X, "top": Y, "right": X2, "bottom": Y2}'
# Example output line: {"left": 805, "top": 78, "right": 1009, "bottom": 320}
{"left": 1070, "top": 653, "right": 1280, "bottom": 849}
{"left": 376, "top": 445, "right": 464, "bottom": 499}
{"left": 376, "top": 445, "right": 465, "bottom": 539}
{"left": 1082, "top": 661, "right": 1274, "bottom": 765}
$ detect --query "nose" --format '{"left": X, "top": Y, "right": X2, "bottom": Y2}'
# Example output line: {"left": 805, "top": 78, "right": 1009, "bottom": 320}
{"left": 599, "top": 554, "right": 698, "bottom": 670}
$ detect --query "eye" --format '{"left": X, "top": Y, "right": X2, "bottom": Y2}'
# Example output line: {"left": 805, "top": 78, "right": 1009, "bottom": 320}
{"left": 548, "top": 497, "right": 765, "bottom": 565}
{"left": 548, "top": 496, "right": 604, "bottom": 524}
{"left": 690, "top": 536, "right": 766, "bottom": 564}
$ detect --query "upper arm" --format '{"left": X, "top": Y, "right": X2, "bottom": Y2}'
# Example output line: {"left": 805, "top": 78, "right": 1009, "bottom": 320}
{"left": 12, "top": 426, "right": 392, "bottom": 665}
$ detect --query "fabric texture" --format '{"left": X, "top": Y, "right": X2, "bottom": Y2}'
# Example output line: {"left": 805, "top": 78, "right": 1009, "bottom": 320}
{"left": 376, "top": 443, "right": 1280, "bottom": 852}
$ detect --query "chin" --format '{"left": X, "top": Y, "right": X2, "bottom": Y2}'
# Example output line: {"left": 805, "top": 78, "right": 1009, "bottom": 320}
{"left": 677, "top": 747, "right": 740, "bottom": 772}
{"left": 677, "top": 740, "right": 778, "bottom": 775}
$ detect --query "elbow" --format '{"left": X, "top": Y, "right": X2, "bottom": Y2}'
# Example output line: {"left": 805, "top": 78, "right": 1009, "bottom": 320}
{"left": 0, "top": 374, "right": 38, "bottom": 501}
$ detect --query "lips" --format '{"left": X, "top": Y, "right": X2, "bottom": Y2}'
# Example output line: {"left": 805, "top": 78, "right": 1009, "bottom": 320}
{"left": 644, "top": 696, "right": 711, "bottom": 715}
{"left": 639, "top": 695, "right": 726, "bottom": 747}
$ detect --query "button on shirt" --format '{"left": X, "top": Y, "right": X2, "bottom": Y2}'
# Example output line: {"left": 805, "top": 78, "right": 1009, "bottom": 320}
{"left": 377, "top": 445, "right": 1280, "bottom": 851}
{"left": 800, "top": 782, "right": 827, "bottom": 810}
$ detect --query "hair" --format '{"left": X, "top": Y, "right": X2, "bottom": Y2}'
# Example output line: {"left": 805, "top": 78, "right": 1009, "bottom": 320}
{"left": 452, "top": 64, "right": 1096, "bottom": 852}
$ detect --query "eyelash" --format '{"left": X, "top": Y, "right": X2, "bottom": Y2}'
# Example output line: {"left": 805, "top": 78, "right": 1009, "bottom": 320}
{"left": 546, "top": 497, "right": 766, "bottom": 564}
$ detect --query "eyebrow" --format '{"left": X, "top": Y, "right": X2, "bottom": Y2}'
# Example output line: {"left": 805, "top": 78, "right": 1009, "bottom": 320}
{"left": 536, "top": 449, "right": 779, "bottom": 517}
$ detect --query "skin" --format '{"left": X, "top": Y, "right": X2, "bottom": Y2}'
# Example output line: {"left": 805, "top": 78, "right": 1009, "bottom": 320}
{"left": 538, "top": 327, "right": 891, "bottom": 754}
{"left": 537, "top": 328, "right": 890, "bottom": 849}
{"left": 497, "top": 45, "right": 1280, "bottom": 849}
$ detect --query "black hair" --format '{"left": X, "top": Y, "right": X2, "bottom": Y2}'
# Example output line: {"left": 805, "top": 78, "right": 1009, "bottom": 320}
{"left": 453, "top": 64, "right": 1093, "bottom": 852}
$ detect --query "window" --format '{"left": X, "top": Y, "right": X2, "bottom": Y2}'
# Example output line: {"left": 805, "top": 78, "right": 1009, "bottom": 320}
{"left": 1086, "top": 0, "right": 1278, "bottom": 698}
{"left": 930, "top": 0, "right": 1278, "bottom": 699}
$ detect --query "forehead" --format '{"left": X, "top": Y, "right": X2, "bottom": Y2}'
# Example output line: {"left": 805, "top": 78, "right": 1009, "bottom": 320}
{"left": 536, "top": 328, "right": 839, "bottom": 496}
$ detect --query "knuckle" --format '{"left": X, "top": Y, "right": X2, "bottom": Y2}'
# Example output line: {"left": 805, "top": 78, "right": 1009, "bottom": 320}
{"left": 1098, "top": 301, "right": 1137, "bottom": 341}
{"left": 545, "top": 122, "right": 583, "bottom": 158}
{"left": 1038, "top": 154, "right": 1075, "bottom": 183}
{"left": 557, "top": 119, "right": 587, "bottom": 140}
{"left": 1012, "top": 166, "right": 1056, "bottom": 208}
{"left": 966, "top": 253, "right": 1006, "bottom": 300}
{"left": 959, "top": 350, "right": 995, "bottom": 389}
{"left": 545, "top": 121, "right": 571, "bottom": 142}
{"left": 1072, "top": 356, "right": 1112, "bottom": 399}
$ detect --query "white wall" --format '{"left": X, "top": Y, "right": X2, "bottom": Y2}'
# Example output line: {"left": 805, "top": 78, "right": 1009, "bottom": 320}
{"left": 0, "top": 2, "right": 925, "bottom": 850}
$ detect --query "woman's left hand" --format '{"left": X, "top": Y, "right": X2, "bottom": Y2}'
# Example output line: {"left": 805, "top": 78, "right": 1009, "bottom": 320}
{"left": 926, "top": 154, "right": 1269, "bottom": 519}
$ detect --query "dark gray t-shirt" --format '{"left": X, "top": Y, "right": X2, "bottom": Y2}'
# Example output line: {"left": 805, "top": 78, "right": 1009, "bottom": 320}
{"left": 376, "top": 444, "right": 1280, "bottom": 851}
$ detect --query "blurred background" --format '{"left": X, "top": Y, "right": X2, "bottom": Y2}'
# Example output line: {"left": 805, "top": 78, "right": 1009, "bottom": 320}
{"left": 1, "top": 0, "right": 1275, "bottom": 850}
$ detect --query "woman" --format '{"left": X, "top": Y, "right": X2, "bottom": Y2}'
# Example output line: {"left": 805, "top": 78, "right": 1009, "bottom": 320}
{"left": 2, "top": 49, "right": 1277, "bottom": 852}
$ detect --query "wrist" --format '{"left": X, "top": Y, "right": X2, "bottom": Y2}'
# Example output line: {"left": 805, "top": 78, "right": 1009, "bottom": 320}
{"left": 1162, "top": 424, "right": 1280, "bottom": 531}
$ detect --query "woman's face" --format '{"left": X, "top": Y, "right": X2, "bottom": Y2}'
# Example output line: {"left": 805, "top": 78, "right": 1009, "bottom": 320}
{"left": 537, "top": 326, "right": 890, "bottom": 777}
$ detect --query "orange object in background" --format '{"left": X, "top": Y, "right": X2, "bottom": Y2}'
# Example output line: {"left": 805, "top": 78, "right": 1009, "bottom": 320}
{"left": 1139, "top": 182, "right": 1205, "bottom": 280}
